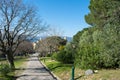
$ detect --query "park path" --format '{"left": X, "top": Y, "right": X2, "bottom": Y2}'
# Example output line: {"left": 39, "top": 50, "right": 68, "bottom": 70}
{"left": 16, "top": 53, "right": 57, "bottom": 80}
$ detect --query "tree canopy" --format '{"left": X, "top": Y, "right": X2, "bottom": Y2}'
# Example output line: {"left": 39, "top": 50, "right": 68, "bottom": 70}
{"left": 73, "top": 0, "right": 120, "bottom": 69}
{"left": 0, "top": 0, "right": 46, "bottom": 69}
{"left": 36, "top": 36, "right": 67, "bottom": 56}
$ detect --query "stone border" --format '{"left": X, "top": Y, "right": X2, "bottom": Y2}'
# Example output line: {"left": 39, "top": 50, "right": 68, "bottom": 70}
{"left": 38, "top": 57, "right": 61, "bottom": 80}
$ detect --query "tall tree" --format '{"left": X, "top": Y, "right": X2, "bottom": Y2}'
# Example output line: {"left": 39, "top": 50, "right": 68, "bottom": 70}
{"left": 85, "top": 0, "right": 120, "bottom": 27}
{"left": 75, "top": 0, "right": 120, "bottom": 69}
{"left": 0, "top": 0, "right": 45, "bottom": 69}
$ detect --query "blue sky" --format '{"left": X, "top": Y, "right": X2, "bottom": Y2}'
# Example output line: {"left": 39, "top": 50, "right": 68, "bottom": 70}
{"left": 25, "top": 0, "right": 90, "bottom": 37}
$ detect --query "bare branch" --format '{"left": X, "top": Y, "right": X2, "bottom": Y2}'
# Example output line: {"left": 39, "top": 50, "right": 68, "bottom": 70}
{"left": 0, "top": 0, "right": 47, "bottom": 68}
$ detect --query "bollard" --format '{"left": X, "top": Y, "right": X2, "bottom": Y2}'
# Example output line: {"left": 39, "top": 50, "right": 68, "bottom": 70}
{"left": 71, "top": 66, "right": 74, "bottom": 80}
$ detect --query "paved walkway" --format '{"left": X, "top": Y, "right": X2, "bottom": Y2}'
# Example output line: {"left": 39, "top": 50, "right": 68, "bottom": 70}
{"left": 16, "top": 53, "right": 57, "bottom": 80}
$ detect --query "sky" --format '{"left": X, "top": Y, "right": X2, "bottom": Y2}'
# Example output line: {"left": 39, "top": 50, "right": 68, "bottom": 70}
{"left": 25, "top": 0, "right": 90, "bottom": 37}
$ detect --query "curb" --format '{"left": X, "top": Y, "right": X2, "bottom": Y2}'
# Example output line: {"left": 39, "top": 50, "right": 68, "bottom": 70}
{"left": 38, "top": 57, "right": 61, "bottom": 80}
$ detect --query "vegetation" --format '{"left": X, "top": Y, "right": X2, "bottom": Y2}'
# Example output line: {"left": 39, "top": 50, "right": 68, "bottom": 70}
{"left": 36, "top": 36, "right": 67, "bottom": 56}
{"left": 52, "top": 42, "right": 75, "bottom": 64}
{"left": 40, "top": 57, "right": 72, "bottom": 80}
{"left": 40, "top": 57, "right": 120, "bottom": 80}
{"left": 15, "top": 41, "right": 35, "bottom": 56}
{"left": 0, "top": 0, "right": 45, "bottom": 69}
{"left": 72, "top": 0, "right": 120, "bottom": 69}
{"left": 45, "top": 0, "right": 120, "bottom": 71}
{"left": 38, "top": 0, "right": 120, "bottom": 79}
{"left": 0, "top": 56, "right": 28, "bottom": 80}
{"left": 0, "top": 64, "right": 11, "bottom": 76}
{"left": 0, "top": 0, "right": 120, "bottom": 79}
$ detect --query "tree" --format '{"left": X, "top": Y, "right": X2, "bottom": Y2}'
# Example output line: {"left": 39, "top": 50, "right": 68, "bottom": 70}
{"left": 15, "top": 40, "right": 34, "bottom": 56}
{"left": 73, "top": 28, "right": 90, "bottom": 48}
{"left": 75, "top": 28, "right": 101, "bottom": 69}
{"left": 0, "top": 0, "right": 46, "bottom": 69}
{"left": 52, "top": 42, "right": 76, "bottom": 64}
{"left": 74, "top": 0, "right": 120, "bottom": 69}
{"left": 84, "top": 0, "right": 120, "bottom": 68}
{"left": 85, "top": 0, "right": 120, "bottom": 27}
{"left": 36, "top": 36, "right": 67, "bottom": 56}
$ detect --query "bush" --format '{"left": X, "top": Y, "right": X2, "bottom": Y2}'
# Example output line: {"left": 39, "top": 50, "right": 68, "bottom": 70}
{"left": 56, "top": 50, "right": 66, "bottom": 63}
{"left": 51, "top": 52, "right": 57, "bottom": 60}
{"left": 51, "top": 43, "right": 75, "bottom": 64}
{"left": 52, "top": 50, "right": 74, "bottom": 64}
{"left": 46, "top": 53, "right": 52, "bottom": 57}
{"left": 62, "top": 43, "right": 75, "bottom": 64}
{"left": 76, "top": 45, "right": 101, "bottom": 69}
{"left": 0, "top": 63, "right": 11, "bottom": 76}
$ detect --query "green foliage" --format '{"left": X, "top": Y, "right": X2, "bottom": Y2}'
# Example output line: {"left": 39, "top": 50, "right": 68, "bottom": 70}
{"left": 75, "top": 26, "right": 120, "bottom": 69}
{"left": 54, "top": 50, "right": 66, "bottom": 63}
{"left": 85, "top": 0, "right": 120, "bottom": 27}
{"left": 64, "top": 43, "right": 75, "bottom": 63}
{"left": 0, "top": 64, "right": 11, "bottom": 76}
{"left": 75, "top": 29, "right": 101, "bottom": 69}
{"left": 36, "top": 36, "right": 67, "bottom": 56}
{"left": 40, "top": 57, "right": 72, "bottom": 80}
{"left": 73, "top": 0, "right": 120, "bottom": 69}
{"left": 100, "top": 26, "right": 120, "bottom": 68}
{"left": 51, "top": 52, "right": 58, "bottom": 60}
{"left": 73, "top": 28, "right": 89, "bottom": 48}
{"left": 52, "top": 43, "right": 75, "bottom": 64}
{"left": 46, "top": 53, "right": 52, "bottom": 57}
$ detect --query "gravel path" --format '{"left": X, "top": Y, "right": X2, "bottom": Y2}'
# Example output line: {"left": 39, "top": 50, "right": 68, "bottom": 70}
{"left": 16, "top": 53, "right": 57, "bottom": 80}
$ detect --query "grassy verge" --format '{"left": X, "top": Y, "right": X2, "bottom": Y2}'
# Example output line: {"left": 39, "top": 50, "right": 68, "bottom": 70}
{"left": 40, "top": 57, "right": 74, "bottom": 80}
{"left": 14, "top": 56, "right": 28, "bottom": 76}
{"left": 14, "top": 56, "right": 28, "bottom": 68}
{"left": 0, "top": 56, "right": 28, "bottom": 80}
{"left": 40, "top": 57, "right": 120, "bottom": 80}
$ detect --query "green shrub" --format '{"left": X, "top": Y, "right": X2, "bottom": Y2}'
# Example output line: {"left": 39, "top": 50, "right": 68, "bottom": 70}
{"left": 46, "top": 53, "right": 52, "bottom": 57}
{"left": 56, "top": 50, "right": 66, "bottom": 63}
{"left": 51, "top": 52, "right": 57, "bottom": 60}
{"left": 51, "top": 50, "right": 66, "bottom": 63}
{"left": 61, "top": 43, "right": 75, "bottom": 64}
{"left": 0, "top": 63, "right": 11, "bottom": 76}
{"left": 53, "top": 50, "right": 74, "bottom": 64}
{"left": 51, "top": 43, "right": 75, "bottom": 64}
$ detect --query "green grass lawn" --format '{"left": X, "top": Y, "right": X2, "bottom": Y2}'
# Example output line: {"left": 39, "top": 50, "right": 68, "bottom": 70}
{"left": 40, "top": 57, "right": 120, "bottom": 80}
{"left": 14, "top": 56, "right": 28, "bottom": 68}
{"left": 0, "top": 56, "right": 28, "bottom": 68}
{"left": 0, "top": 56, "right": 28, "bottom": 80}
{"left": 40, "top": 57, "right": 73, "bottom": 80}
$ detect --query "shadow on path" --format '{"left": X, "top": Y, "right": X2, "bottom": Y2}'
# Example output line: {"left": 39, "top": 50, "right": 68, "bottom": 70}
{"left": 15, "top": 53, "right": 57, "bottom": 80}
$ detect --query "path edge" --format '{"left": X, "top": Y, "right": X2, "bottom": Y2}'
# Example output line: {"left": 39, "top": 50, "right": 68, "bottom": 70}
{"left": 38, "top": 57, "right": 61, "bottom": 80}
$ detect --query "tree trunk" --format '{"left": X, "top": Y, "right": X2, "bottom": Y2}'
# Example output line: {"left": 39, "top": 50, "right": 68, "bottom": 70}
{"left": 6, "top": 53, "right": 15, "bottom": 70}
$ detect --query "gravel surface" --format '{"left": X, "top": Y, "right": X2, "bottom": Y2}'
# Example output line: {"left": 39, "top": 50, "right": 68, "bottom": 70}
{"left": 16, "top": 53, "right": 57, "bottom": 80}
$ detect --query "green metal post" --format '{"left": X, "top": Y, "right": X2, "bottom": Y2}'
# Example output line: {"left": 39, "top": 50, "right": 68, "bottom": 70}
{"left": 71, "top": 65, "right": 74, "bottom": 80}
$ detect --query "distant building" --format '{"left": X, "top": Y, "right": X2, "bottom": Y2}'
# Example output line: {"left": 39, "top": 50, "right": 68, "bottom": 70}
{"left": 63, "top": 36, "right": 67, "bottom": 40}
